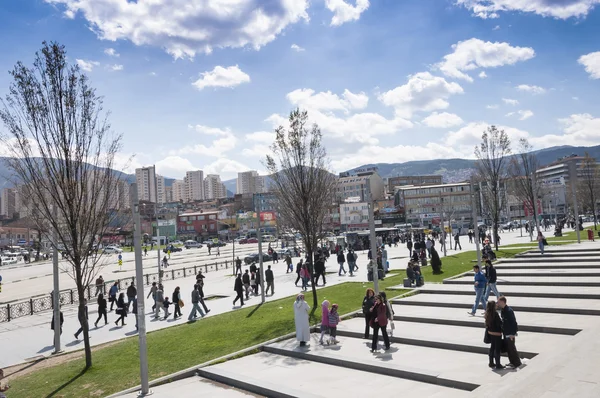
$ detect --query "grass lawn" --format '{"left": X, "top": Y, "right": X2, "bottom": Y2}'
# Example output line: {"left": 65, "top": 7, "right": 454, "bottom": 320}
{"left": 5, "top": 246, "right": 528, "bottom": 397}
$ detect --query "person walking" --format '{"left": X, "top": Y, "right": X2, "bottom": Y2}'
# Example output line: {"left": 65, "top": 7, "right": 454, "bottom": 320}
{"left": 188, "top": 284, "right": 205, "bottom": 321}
{"left": 425, "top": 238, "right": 433, "bottom": 259}
{"left": 147, "top": 282, "right": 158, "bottom": 311}
{"left": 484, "top": 300, "right": 504, "bottom": 369}
{"left": 154, "top": 284, "right": 166, "bottom": 319}
{"left": 114, "top": 293, "right": 127, "bottom": 327}
{"left": 454, "top": 232, "right": 462, "bottom": 250}
{"left": 406, "top": 239, "right": 413, "bottom": 256}
{"left": 144, "top": 247, "right": 147, "bottom": 256}
{"left": 537, "top": 231, "right": 546, "bottom": 255}
{"left": 468, "top": 265, "right": 487, "bottom": 315}
{"left": 242, "top": 270, "right": 251, "bottom": 300}
{"left": 300, "top": 263, "right": 310, "bottom": 291}
{"left": 370, "top": 294, "right": 390, "bottom": 352}
{"left": 265, "top": 265, "right": 275, "bottom": 296}
{"left": 161, "top": 256, "right": 169, "bottom": 269}
{"left": 235, "top": 256, "right": 243, "bottom": 275}
{"left": 328, "top": 304, "right": 340, "bottom": 344}
{"left": 94, "top": 293, "right": 108, "bottom": 327}
{"left": 94, "top": 275, "right": 104, "bottom": 296}
{"left": 294, "top": 294, "right": 310, "bottom": 347}
{"left": 337, "top": 250, "right": 346, "bottom": 276}
{"left": 126, "top": 282, "right": 137, "bottom": 312}
{"left": 233, "top": 274, "right": 245, "bottom": 307}
{"left": 314, "top": 256, "right": 326, "bottom": 286}
{"left": 108, "top": 282, "right": 119, "bottom": 311}
{"left": 285, "top": 254, "right": 293, "bottom": 273}
{"left": 172, "top": 286, "right": 182, "bottom": 319}
{"left": 498, "top": 296, "right": 522, "bottom": 368}
{"left": 484, "top": 258, "right": 501, "bottom": 302}
{"left": 74, "top": 299, "right": 89, "bottom": 340}
{"left": 362, "top": 288, "right": 375, "bottom": 339}
{"left": 197, "top": 282, "right": 211, "bottom": 314}
{"left": 132, "top": 298, "right": 139, "bottom": 331}
{"left": 294, "top": 259, "right": 303, "bottom": 286}
{"left": 346, "top": 250, "right": 355, "bottom": 275}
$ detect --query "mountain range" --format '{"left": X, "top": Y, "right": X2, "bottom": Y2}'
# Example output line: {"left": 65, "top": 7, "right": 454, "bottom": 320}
{"left": 2, "top": 145, "right": 598, "bottom": 195}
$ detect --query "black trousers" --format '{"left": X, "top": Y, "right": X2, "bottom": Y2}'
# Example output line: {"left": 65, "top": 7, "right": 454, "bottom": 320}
{"left": 489, "top": 335, "right": 502, "bottom": 366}
{"left": 174, "top": 303, "right": 182, "bottom": 318}
{"left": 371, "top": 322, "right": 390, "bottom": 350}
{"left": 364, "top": 313, "right": 372, "bottom": 338}
{"left": 95, "top": 309, "right": 107, "bottom": 325}
{"left": 199, "top": 298, "right": 209, "bottom": 312}
{"left": 505, "top": 337, "right": 522, "bottom": 366}
{"left": 295, "top": 273, "right": 301, "bottom": 285}
{"left": 315, "top": 271, "right": 326, "bottom": 286}
{"left": 233, "top": 290, "right": 244, "bottom": 306}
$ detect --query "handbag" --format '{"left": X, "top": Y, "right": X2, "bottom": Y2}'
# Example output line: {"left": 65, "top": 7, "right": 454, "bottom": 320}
{"left": 178, "top": 299, "right": 184, "bottom": 308}
{"left": 483, "top": 328, "right": 491, "bottom": 344}
{"left": 542, "top": 238, "right": 548, "bottom": 246}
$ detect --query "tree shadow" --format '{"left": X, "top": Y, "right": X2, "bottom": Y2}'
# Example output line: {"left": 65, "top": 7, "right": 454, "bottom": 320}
{"left": 246, "top": 303, "right": 263, "bottom": 318}
{"left": 47, "top": 367, "right": 88, "bottom": 397}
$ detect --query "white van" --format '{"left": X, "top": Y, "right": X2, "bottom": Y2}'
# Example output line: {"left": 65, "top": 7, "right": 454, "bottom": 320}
{"left": 184, "top": 240, "right": 202, "bottom": 249}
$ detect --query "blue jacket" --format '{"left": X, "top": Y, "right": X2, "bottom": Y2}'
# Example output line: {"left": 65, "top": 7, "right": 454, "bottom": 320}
{"left": 474, "top": 271, "right": 486, "bottom": 289}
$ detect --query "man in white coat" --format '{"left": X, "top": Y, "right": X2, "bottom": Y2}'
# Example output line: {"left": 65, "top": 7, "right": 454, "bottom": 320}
{"left": 294, "top": 293, "right": 311, "bottom": 346}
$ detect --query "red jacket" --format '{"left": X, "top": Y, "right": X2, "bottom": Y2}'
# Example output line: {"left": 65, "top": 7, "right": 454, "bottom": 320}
{"left": 370, "top": 302, "right": 388, "bottom": 327}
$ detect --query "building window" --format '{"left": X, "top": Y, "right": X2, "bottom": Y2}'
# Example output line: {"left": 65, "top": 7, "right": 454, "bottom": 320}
{"left": 199, "top": 216, "right": 205, "bottom": 220}
{"left": 209, "top": 215, "right": 216, "bottom": 220}
{"left": 180, "top": 216, "right": 188, "bottom": 221}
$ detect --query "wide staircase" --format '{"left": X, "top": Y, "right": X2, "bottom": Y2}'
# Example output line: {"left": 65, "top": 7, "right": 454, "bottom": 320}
{"left": 141, "top": 244, "right": 600, "bottom": 397}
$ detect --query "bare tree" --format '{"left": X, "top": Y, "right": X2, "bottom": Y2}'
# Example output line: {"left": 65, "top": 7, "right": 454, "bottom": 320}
{"left": 0, "top": 42, "right": 125, "bottom": 369}
{"left": 579, "top": 152, "right": 600, "bottom": 230}
{"left": 507, "top": 138, "right": 541, "bottom": 233}
{"left": 266, "top": 109, "right": 336, "bottom": 311}
{"left": 474, "top": 126, "right": 511, "bottom": 250}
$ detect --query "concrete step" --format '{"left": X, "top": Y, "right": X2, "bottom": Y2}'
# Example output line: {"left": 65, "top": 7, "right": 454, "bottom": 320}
{"left": 493, "top": 263, "right": 600, "bottom": 270}
{"left": 393, "top": 293, "right": 600, "bottom": 316}
{"left": 517, "top": 251, "right": 600, "bottom": 258}
{"left": 498, "top": 257, "right": 600, "bottom": 263}
{"left": 264, "top": 334, "right": 510, "bottom": 392}
{"left": 200, "top": 351, "right": 469, "bottom": 398}
{"left": 520, "top": 248, "right": 600, "bottom": 254}
{"left": 121, "top": 376, "right": 264, "bottom": 398}
{"left": 445, "top": 276, "right": 600, "bottom": 287}
{"left": 384, "top": 304, "right": 596, "bottom": 331}
{"left": 334, "top": 317, "right": 555, "bottom": 359}
{"left": 464, "top": 268, "right": 600, "bottom": 277}
{"left": 420, "top": 283, "right": 600, "bottom": 300}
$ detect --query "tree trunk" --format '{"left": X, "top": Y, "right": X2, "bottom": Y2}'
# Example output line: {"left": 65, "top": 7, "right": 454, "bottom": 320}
{"left": 307, "top": 244, "right": 318, "bottom": 313}
{"left": 75, "top": 265, "right": 92, "bottom": 369}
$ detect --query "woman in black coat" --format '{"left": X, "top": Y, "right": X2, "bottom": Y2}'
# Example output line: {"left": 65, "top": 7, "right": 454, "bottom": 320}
{"left": 430, "top": 247, "right": 442, "bottom": 274}
{"left": 362, "top": 288, "right": 376, "bottom": 339}
{"left": 95, "top": 293, "right": 108, "bottom": 327}
{"left": 114, "top": 293, "right": 128, "bottom": 327}
{"left": 485, "top": 300, "right": 504, "bottom": 369}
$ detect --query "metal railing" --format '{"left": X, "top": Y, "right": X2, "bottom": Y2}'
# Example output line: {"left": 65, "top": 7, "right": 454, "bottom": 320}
{"left": 0, "top": 258, "right": 244, "bottom": 323}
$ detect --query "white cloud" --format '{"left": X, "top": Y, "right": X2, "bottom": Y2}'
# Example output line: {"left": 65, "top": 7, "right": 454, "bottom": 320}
{"left": 529, "top": 114, "right": 600, "bottom": 148}
{"left": 170, "top": 124, "right": 238, "bottom": 157}
{"left": 192, "top": 65, "right": 250, "bottom": 90}
{"left": 492, "top": 25, "right": 501, "bottom": 30}
{"left": 578, "top": 51, "right": 600, "bottom": 79}
{"left": 325, "top": 0, "right": 370, "bottom": 26}
{"left": 486, "top": 104, "right": 499, "bottom": 109}
{"left": 286, "top": 88, "right": 368, "bottom": 113}
{"left": 422, "top": 112, "right": 464, "bottom": 128}
{"left": 46, "top": 0, "right": 310, "bottom": 59}
{"left": 342, "top": 89, "right": 369, "bottom": 109}
{"left": 516, "top": 84, "right": 546, "bottom": 94}
{"left": 379, "top": 72, "right": 464, "bottom": 118}
{"left": 291, "top": 44, "right": 305, "bottom": 52}
{"left": 502, "top": 98, "right": 519, "bottom": 105}
{"left": 76, "top": 59, "right": 99, "bottom": 72}
{"left": 203, "top": 158, "right": 254, "bottom": 180}
{"left": 104, "top": 48, "right": 119, "bottom": 57}
{"left": 455, "top": 0, "right": 600, "bottom": 20}
{"left": 518, "top": 110, "right": 534, "bottom": 120}
{"left": 109, "top": 64, "right": 123, "bottom": 71}
{"left": 573, "top": 96, "right": 579, "bottom": 100}
{"left": 436, "top": 38, "right": 535, "bottom": 82}
{"left": 479, "top": 71, "right": 488, "bottom": 78}
{"left": 155, "top": 156, "right": 200, "bottom": 180}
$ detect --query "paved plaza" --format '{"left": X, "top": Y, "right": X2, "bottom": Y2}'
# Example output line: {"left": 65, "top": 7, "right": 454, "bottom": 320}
{"left": 117, "top": 240, "right": 600, "bottom": 398}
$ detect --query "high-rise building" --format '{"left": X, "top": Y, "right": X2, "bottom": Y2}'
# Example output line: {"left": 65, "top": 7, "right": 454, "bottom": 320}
{"left": 1, "top": 187, "right": 17, "bottom": 218}
{"left": 254, "top": 175, "right": 269, "bottom": 193}
{"left": 164, "top": 186, "right": 173, "bottom": 203}
{"left": 135, "top": 166, "right": 157, "bottom": 203}
{"left": 156, "top": 174, "right": 166, "bottom": 204}
{"left": 172, "top": 180, "right": 187, "bottom": 202}
{"left": 185, "top": 170, "right": 204, "bottom": 201}
{"left": 204, "top": 174, "right": 226, "bottom": 199}
{"left": 237, "top": 170, "right": 258, "bottom": 194}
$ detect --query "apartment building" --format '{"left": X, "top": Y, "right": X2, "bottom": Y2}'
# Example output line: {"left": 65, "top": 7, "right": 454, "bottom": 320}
{"left": 135, "top": 166, "right": 157, "bottom": 203}
{"left": 388, "top": 175, "right": 442, "bottom": 194}
{"left": 185, "top": 170, "right": 205, "bottom": 201}
{"left": 204, "top": 174, "right": 227, "bottom": 199}
{"left": 336, "top": 171, "right": 385, "bottom": 202}
{"left": 172, "top": 180, "right": 187, "bottom": 202}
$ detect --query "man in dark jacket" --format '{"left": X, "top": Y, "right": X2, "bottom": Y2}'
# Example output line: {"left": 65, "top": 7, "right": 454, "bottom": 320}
{"left": 484, "top": 257, "right": 501, "bottom": 302}
{"left": 498, "top": 296, "right": 522, "bottom": 367}
{"left": 235, "top": 257, "right": 243, "bottom": 275}
{"left": 233, "top": 274, "right": 244, "bottom": 307}
{"left": 197, "top": 282, "right": 211, "bottom": 313}
{"left": 265, "top": 265, "right": 275, "bottom": 295}
{"left": 242, "top": 270, "right": 251, "bottom": 299}
{"left": 314, "top": 257, "right": 326, "bottom": 286}
{"left": 347, "top": 250, "right": 355, "bottom": 275}
{"left": 126, "top": 283, "right": 137, "bottom": 311}
{"left": 188, "top": 284, "right": 205, "bottom": 321}
{"left": 406, "top": 240, "right": 413, "bottom": 256}
{"left": 295, "top": 259, "right": 303, "bottom": 286}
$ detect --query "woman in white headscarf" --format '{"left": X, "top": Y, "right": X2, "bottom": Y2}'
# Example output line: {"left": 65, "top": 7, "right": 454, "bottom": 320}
{"left": 294, "top": 293, "right": 311, "bottom": 346}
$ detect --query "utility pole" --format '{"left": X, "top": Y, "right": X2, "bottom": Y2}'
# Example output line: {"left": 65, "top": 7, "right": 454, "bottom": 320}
{"left": 470, "top": 179, "right": 481, "bottom": 267}
{"left": 569, "top": 162, "right": 581, "bottom": 243}
{"left": 439, "top": 191, "right": 447, "bottom": 257}
{"left": 130, "top": 183, "right": 150, "bottom": 396}
{"left": 52, "top": 205, "right": 61, "bottom": 355}
{"left": 531, "top": 172, "right": 540, "bottom": 234}
{"left": 367, "top": 182, "right": 380, "bottom": 295}
{"left": 257, "top": 211, "right": 265, "bottom": 303}
{"left": 154, "top": 170, "right": 162, "bottom": 285}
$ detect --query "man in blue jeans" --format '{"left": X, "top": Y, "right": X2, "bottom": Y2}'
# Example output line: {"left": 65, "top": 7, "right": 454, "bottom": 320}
{"left": 469, "top": 264, "right": 487, "bottom": 315}
{"left": 483, "top": 257, "right": 501, "bottom": 302}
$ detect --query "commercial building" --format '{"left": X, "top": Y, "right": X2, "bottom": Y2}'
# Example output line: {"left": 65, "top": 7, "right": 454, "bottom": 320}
{"left": 388, "top": 175, "right": 442, "bottom": 194}
{"left": 336, "top": 171, "right": 385, "bottom": 202}
{"left": 398, "top": 182, "right": 473, "bottom": 229}
{"left": 204, "top": 174, "right": 227, "bottom": 199}
{"left": 340, "top": 198, "right": 369, "bottom": 231}
{"left": 185, "top": 170, "right": 205, "bottom": 201}
{"left": 135, "top": 166, "right": 157, "bottom": 203}
{"left": 253, "top": 192, "right": 276, "bottom": 212}
{"left": 177, "top": 210, "right": 221, "bottom": 238}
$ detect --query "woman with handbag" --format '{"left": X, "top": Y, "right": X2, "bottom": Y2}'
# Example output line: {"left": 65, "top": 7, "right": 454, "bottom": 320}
{"left": 484, "top": 300, "right": 505, "bottom": 369}
{"left": 380, "top": 291, "right": 395, "bottom": 337}
{"left": 114, "top": 293, "right": 127, "bottom": 327}
{"left": 370, "top": 295, "right": 390, "bottom": 352}
{"left": 537, "top": 231, "right": 546, "bottom": 255}
{"left": 172, "top": 286, "right": 183, "bottom": 319}
{"left": 362, "top": 288, "right": 375, "bottom": 339}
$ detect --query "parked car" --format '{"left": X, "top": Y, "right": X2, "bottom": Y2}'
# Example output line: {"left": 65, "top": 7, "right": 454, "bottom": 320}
{"left": 163, "top": 244, "right": 183, "bottom": 253}
{"left": 277, "top": 248, "right": 294, "bottom": 257}
{"left": 243, "top": 253, "right": 273, "bottom": 264}
{"left": 103, "top": 246, "right": 123, "bottom": 254}
{"left": 170, "top": 240, "right": 184, "bottom": 246}
{"left": 184, "top": 240, "right": 202, "bottom": 249}
{"left": 246, "top": 238, "right": 259, "bottom": 244}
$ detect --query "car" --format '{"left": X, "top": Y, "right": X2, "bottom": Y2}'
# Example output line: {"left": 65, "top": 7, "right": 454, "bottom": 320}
{"left": 237, "top": 238, "right": 248, "bottom": 244}
{"left": 243, "top": 253, "right": 273, "bottom": 264}
{"left": 103, "top": 246, "right": 123, "bottom": 254}
{"left": 277, "top": 248, "right": 294, "bottom": 257}
{"left": 163, "top": 245, "right": 183, "bottom": 253}
{"left": 184, "top": 240, "right": 202, "bottom": 249}
{"left": 170, "top": 240, "right": 184, "bottom": 246}
{"left": 246, "top": 238, "right": 259, "bottom": 244}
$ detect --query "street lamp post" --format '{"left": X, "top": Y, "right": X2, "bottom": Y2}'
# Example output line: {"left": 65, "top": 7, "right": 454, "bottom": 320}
{"left": 367, "top": 183, "right": 380, "bottom": 295}
{"left": 569, "top": 162, "right": 581, "bottom": 244}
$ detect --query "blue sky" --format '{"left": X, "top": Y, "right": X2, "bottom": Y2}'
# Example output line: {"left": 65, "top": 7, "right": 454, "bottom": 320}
{"left": 1, "top": 0, "right": 599, "bottom": 180}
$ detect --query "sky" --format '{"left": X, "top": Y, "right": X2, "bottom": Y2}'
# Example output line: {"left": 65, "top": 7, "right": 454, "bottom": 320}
{"left": 0, "top": 0, "right": 599, "bottom": 180}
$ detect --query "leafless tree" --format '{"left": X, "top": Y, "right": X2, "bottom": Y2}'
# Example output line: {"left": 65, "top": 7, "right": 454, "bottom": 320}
{"left": 474, "top": 126, "right": 511, "bottom": 250}
{"left": 0, "top": 42, "right": 125, "bottom": 369}
{"left": 508, "top": 138, "right": 541, "bottom": 234}
{"left": 266, "top": 109, "right": 336, "bottom": 311}
{"left": 579, "top": 152, "right": 600, "bottom": 230}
